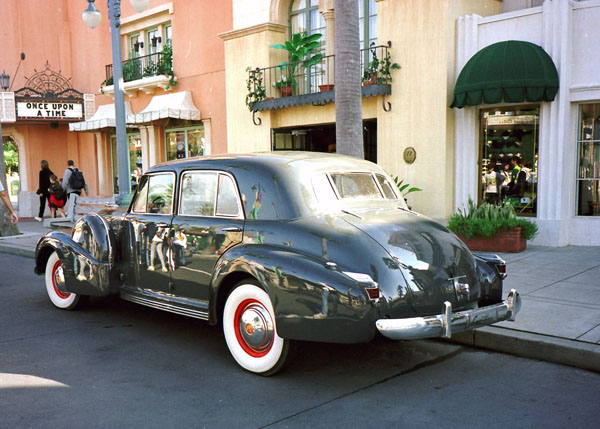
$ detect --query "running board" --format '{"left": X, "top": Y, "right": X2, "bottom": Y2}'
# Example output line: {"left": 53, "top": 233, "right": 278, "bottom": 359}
{"left": 120, "top": 290, "right": 209, "bottom": 321}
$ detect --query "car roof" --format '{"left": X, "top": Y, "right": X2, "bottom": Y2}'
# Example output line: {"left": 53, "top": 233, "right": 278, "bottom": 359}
{"left": 146, "top": 151, "right": 384, "bottom": 175}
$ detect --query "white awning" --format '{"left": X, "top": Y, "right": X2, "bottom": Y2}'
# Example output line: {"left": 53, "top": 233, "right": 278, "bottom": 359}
{"left": 127, "top": 91, "right": 201, "bottom": 124}
{"left": 69, "top": 102, "right": 133, "bottom": 132}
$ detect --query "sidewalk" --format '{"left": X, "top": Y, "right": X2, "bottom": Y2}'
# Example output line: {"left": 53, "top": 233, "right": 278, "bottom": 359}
{"left": 2, "top": 219, "right": 599, "bottom": 372}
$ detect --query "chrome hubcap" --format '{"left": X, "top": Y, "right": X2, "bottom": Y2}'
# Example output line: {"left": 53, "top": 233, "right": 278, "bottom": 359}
{"left": 54, "top": 264, "right": 66, "bottom": 290}
{"left": 238, "top": 303, "right": 274, "bottom": 352}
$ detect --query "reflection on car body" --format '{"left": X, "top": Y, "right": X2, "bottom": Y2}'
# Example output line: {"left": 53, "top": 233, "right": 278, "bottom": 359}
{"left": 34, "top": 152, "right": 520, "bottom": 375}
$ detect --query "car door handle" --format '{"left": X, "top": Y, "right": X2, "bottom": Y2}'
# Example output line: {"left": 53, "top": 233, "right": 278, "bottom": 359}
{"left": 221, "top": 227, "right": 242, "bottom": 232}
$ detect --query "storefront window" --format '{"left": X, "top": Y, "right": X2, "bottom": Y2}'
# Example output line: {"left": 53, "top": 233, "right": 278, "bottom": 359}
{"left": 272, "top": 120, "right": 377, "bottom": 163}
{"left": 166, "top": 126, "right": 205, "bottom": 161}
{"left": 111, "top": 133, "right": 143, "bottom": 194}
{"left": 480, "top": 106, "right": 539, "bottom": 215}
{"left": 576, "top": 103, "right": 600, "bottom": 216}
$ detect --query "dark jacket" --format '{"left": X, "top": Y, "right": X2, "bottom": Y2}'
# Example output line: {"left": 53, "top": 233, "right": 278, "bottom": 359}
{"left": 38, "top": 168, "right": 54, "bottom": 197}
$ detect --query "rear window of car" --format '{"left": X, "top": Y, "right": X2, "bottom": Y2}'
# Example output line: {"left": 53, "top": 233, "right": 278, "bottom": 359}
{"left": 329, "top": 172, "right": 398, "bottom": 200}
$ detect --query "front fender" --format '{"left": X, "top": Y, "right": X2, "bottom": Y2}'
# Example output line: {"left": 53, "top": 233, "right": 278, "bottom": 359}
{"left": 211, "top": 244, "right": 377, "bottom": 344}
{"left": 34, "top": 214, "right": 119, "bottom": 297}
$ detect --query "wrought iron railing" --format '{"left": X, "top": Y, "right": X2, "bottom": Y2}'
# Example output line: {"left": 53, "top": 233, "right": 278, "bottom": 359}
{"left": 104, "top": 51, "right": 169, "bottom": 85}
{"left": 246, "top": 43, "right": 394, "bottom": 107}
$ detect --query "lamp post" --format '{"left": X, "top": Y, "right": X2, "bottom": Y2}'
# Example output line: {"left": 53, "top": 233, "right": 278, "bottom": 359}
{"left": 82, "top": 0, "right": 149, "bottom": 204}
{"left": 0, "top": 70, "right": 10, "bottom": 166}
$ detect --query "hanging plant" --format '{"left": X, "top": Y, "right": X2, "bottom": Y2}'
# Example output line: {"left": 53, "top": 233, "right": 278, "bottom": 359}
{"left": 245, "top": 67, "right": 266, "bottom": 111}
{"left": 158, "top": 44, "right": 177, "bottom": 90}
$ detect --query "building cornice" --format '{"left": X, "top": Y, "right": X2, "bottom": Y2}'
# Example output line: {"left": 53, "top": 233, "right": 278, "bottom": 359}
{"left": 219, "top": 22, "right": 287, "bottom": 41}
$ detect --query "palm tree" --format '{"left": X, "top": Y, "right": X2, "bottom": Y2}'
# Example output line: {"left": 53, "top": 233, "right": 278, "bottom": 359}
{"left": 334, "top": 0, "right": 363, "bottom": 159}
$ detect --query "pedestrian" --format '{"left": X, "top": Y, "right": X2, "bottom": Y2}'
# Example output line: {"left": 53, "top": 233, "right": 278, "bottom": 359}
{"left": 62, "top": 160, "right": 88, "bottom": 199}
{"left": 35, "top": 160, "right": 53, "bottom": 221}
{"left": 48, "top": 174, "right": 67, "bottom": 218}
{"left": 0, "top": 180, "right": 18, "bottom": 224}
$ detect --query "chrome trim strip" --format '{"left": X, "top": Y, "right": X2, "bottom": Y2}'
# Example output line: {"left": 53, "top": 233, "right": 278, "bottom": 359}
{"left": 121, "top": 291, "right": 209, "bottom": 321}
{"left": 376, "top": 289, "right": 521, "bottom": 340}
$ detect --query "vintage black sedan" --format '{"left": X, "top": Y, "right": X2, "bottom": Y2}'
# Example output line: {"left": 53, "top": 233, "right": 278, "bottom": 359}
{"left": 34, "top": 152, "right": 520, "bottom": 375}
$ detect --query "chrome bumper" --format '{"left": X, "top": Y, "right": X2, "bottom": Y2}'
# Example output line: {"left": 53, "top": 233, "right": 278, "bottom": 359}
{"left": 376, "top": 289, "right": 521, "bottom": 340}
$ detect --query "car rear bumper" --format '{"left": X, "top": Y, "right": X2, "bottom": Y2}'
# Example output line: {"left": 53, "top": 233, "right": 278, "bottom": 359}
{"left": 376, "top": 289, "right": 521, "bottom": 340}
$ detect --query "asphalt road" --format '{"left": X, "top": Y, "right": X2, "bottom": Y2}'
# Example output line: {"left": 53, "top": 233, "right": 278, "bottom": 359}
{"left": 1, "top": 253, "right": 599, "bottom": 428}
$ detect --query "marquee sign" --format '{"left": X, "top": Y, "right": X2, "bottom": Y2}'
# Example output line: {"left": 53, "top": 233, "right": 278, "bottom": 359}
{"left": 16, "top": 101, "right": 83, "bottom": 120}
{"left": 12, "top": 61, "right": 85, "bottom": 122}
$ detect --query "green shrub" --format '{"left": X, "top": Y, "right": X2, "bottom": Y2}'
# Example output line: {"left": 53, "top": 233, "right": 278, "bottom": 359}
{"left": 448, "top": 198, "right": 538, "bottom": 240}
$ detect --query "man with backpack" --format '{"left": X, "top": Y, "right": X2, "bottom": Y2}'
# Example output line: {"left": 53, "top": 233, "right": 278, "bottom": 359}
{"left": 62, "top": 160, "right": 88, "bottom": 199}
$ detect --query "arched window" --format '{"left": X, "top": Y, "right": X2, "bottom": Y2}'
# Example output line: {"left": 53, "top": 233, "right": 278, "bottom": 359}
{"left": 290, "top": 0, "right": 325, "bottom": 45}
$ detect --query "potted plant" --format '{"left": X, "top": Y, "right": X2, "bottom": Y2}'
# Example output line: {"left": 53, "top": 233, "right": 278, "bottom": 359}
{"left": 362, "top": 43, "right": 400, "bottom": 85}
{"left": 393, "top": 176, "right": 421, "bottom": 210}
{"left": 245, "top": 67, "right": 266, "bottom": 110}
{"left": 447, "top": 198, "right": 538, "bottom": 252}
{"left": 157, "top": 44, "right": 177, "bottom": 90}
{"left": 275, "top": 76, "right": 296, "bottom": 97}
{"left": 270, "top": 32, "right": 323, "bottom": 96}
{"left": 378, "top": 49, "right": 400, "bottom": 84}
{"left": 362, "top": 46, "right": 380, "bottom": 86}
{"left": 319, "top": 83, "right": 334, "bottom": 92}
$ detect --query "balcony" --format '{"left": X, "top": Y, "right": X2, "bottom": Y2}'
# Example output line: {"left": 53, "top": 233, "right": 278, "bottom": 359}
{"left": 246, "top": 43, "right": 396, "bottom": 113}
{"left": 101, "top": 50, "right": 176, "bottom": 97}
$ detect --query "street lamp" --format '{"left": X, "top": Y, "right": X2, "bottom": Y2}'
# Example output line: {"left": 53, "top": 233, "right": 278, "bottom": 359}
{"left": 82, "top": 0, "right": 149, "bottom": 204}
{"left": 0, "top": 71, "right": 9, "bottom": 91}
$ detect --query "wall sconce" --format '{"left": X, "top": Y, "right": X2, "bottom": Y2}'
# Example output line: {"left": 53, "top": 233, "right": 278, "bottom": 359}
{"left": 133, "top": 41, "right": 144, "bottom": 52}
{"left": 151, "top": 36, "right": 162, "bottom": 48}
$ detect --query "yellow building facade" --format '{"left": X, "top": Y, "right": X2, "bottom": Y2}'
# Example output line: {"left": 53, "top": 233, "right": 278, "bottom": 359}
{"left": 220, "top": 0, "right": 502, "bottom": 220}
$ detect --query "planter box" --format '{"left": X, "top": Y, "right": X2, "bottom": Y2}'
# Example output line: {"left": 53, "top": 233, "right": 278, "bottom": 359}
{"left": 319, "top": 84, "right": 334, "bottom": 92}
{"left": 457, "top": 227, "right": 526, "bottom": 253}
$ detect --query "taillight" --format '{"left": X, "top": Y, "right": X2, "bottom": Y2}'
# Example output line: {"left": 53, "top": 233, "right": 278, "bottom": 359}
{"left": 496, "top": 263, "right": 507, "bottom": 278}
{"left": 365, "top": 287, "right": 380, "bottom": 300}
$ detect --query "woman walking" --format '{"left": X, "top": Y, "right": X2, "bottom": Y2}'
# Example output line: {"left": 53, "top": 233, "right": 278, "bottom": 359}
{"left": 35, "top": 160, "right": 53, "bottom": 221}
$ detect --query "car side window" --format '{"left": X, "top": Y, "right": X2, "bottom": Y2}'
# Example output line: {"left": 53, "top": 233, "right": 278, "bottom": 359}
{"left": 132, "top": 176, "right": 149, "bottom": 213}
{"left": 180, "top": 172, "right": 218, "bottom": 216}
{"left": 147, "top": 174, "right": 175, "bottom": 214}
{"left": 216, "top": 174, "right": 241, "bottom": 217}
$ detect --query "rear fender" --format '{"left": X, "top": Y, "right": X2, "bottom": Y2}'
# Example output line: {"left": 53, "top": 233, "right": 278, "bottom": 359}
{"left": 210, "top": 244, "right": 377, "bottom": 344}
{"left": 34, "top": 214, "right": 118, "bottom": 297}
{"left": 473, "top": 253, "right": 505, "bottom": 304}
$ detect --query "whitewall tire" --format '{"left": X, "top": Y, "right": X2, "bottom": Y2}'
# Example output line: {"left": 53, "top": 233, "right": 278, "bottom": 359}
{"left": 45, "top": 252, "right": 81, "bottom": 310}
{"left": 223, "top": 282, "right": 291, "bottom": 376}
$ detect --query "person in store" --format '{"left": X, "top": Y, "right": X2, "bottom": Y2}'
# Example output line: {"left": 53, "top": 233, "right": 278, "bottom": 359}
{"left": 35, "top": 160, "right": 53, "bottom": 222}
{"left": 500, "top": 163, "right": 511, "bottom": 199}
{"left": 0, "top": 179, "right": 18, "bottom": 224}
{"left": 483, "top": 164, "right": 505, "bottom": 204}
{"left": 507, "top": 157, "right": 522, "bottom": 196}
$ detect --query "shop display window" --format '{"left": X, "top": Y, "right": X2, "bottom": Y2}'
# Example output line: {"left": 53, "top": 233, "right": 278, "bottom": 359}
{"left": 166, "top": 126, "right": 205, "bottom": 161}
{"left": 576, "top": 103, "right": 600, "bottom": 216}
{"left": 272, "top": 120, "right": 377, "bottom": 163}
{"left": 479, "top": 106, "right": 539, "bottom": 216}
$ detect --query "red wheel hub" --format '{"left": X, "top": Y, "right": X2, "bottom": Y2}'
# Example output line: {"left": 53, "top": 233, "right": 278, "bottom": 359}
{"left": 52, "top": 260, "right": 71, "bottom": 300}
{"left": 233, "top": 298, "right": 274, "bottom": 358}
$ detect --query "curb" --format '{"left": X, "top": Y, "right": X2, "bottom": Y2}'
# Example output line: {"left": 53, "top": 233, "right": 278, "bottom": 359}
{"left": 450, "top": 326, "right": 600, "bottom": 373}
{"left": 0, "top": 244, "right": 35, "bottom": 259}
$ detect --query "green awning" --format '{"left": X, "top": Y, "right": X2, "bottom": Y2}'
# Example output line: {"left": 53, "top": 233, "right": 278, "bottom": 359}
{"left": 451, "top": 40, "right": 559, "bottom": 109}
